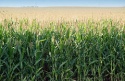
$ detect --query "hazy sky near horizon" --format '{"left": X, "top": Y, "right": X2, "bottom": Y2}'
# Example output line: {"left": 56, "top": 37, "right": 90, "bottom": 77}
{"left": 0, "top": 0, "right": 125, "bottom": 7}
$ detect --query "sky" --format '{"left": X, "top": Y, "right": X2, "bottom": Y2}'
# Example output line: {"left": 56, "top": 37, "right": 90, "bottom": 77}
{"left": 0, "top": 0, "right": 125, "bottom": 7}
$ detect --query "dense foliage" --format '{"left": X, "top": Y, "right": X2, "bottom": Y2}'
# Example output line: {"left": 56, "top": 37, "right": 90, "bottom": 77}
{"left": 0, "top": 19, "right": 125, "bottom": 81}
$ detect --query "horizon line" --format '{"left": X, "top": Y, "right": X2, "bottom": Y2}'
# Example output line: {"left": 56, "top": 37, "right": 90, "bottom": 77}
{"left": 0, "top": 6, "right": 125, "bottom": 8}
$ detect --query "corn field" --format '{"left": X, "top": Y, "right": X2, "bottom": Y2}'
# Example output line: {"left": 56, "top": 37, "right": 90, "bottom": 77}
{"left": 0, "top": 19, "right": 125, "bottom": 81}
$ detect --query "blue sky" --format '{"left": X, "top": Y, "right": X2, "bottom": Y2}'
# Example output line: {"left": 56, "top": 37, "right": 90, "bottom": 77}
{"left": 0, "top": 0, "right": 125, "bottom": 7}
